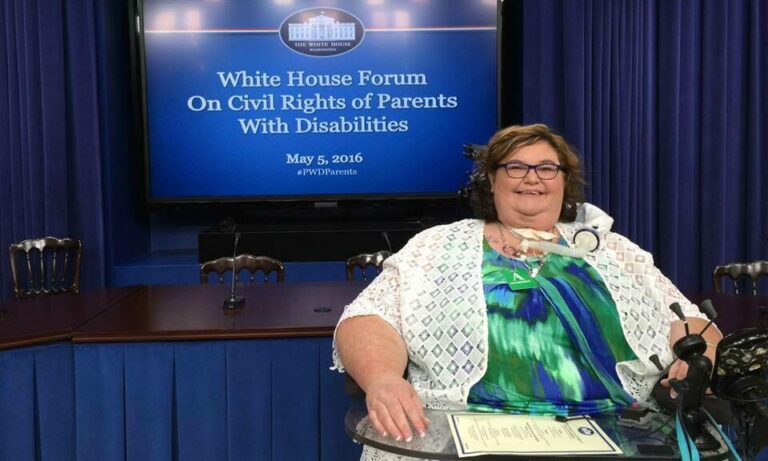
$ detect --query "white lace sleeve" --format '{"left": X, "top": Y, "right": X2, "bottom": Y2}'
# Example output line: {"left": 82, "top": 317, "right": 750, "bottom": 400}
{"left": 641, "top": 255, "right": 723, "bottom": 340}
{"left": 331, "top": 256, "right": 403, "bottom": 372}
{"left": 609, "top": 233, "right": 707, "bottom": 323}
{"left": 602, "top": 233, "right": 715, "bottom": 404}
{"left": 641, "top": 255, "right": 706, "bottom": 323}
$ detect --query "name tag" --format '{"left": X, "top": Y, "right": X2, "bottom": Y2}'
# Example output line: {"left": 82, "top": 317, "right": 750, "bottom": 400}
{"left": 504, "top": 268, "right": 537, "bottom": 290}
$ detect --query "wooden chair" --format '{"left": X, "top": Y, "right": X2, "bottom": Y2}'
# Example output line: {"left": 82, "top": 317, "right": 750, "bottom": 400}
{"left": 200, "top": 254, "right": 285, "bottom": 284}
{"left": 9, "top": 237, "right": 82, "bottom": 299}
{"left": 345, "top": 250, "right": 391, "bottom": 281}
{"left": 712, "top": 260, "right": 768, "bottom": 295}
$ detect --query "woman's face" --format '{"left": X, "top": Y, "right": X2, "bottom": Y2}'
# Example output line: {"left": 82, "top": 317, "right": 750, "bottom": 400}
{"left": 490, "top": 140, "right": 565, "bottom": 228}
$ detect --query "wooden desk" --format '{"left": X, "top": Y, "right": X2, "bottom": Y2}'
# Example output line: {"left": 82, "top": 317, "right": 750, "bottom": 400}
{"left": 72, "top": 281, "right": 363, "bottom": 342}
{"left": 2, "top": 286, "right": 764, "bottom": 461}
{"left": 0, "top": 286, "right": 139, "bottom": 350}
{"left": 0, "top": 282, "right": 368, "bottom": 461}
{"left": 2, "top": 286, "right": 761, "bottom": 350}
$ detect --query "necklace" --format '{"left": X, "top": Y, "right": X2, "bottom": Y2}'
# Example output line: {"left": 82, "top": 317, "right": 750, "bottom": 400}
{"left": 522, "top": 254, "right": 549, "bottom": 277}
{"left": 496, "top": 222, "right": 519, "bottom": 256}
{"left": 494, "top": 222, "right": 551, "bottom": 277}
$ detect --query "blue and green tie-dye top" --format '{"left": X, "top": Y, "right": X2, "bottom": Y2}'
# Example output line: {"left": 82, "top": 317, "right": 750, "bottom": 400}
{"left": 467, "top": 238, "right": 637, "bottom": 416}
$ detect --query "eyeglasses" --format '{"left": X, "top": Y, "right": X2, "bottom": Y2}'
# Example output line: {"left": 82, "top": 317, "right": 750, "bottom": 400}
{"left": 496, "top": 161, "right": 565, "bottom": 180}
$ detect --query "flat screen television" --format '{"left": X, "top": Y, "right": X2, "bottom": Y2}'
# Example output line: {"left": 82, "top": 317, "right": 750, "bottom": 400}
{"left": 136, "top": 0, "right": 500, "bottom": 204}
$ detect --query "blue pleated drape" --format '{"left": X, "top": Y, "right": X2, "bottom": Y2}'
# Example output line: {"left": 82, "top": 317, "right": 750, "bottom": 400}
{"left": 0, "top": 0, "right": 107, "bottom": 300}
{"left": 521, "top": 0, "right": 767, "bottom": 290}
{"left": 73, "top": 338, "right": 361, "bottom": 461}
{"left": 0, "top": 342, "right": 75, "bottom": 461}
{"left": 0, "top": 338, "right": 361, "bottom": 461}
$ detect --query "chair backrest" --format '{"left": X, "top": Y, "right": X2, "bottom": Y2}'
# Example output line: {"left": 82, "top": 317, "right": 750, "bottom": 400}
{"left": 345, "top": 250, "right": 391, "bottom": 281}
{"left": 9, "top": 237, "right": 82, "bottom": 299}
{"left": 712, "top": 260, "right": 768, "bottom": 295}
{"left": 200, "top": 254, "right": 285, "bottom": 284}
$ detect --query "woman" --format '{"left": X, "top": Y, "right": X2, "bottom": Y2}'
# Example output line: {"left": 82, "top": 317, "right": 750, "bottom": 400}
{"left": 333, "top": 124, "right": 721, "bottom": 457}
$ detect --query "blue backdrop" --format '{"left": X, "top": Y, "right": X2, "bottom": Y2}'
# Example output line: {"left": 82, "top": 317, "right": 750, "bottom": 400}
{"left": 0, "top": 0, "right": 110, "bottom": 299}
{"left": 0, "top": 0, "right": 766, "bottom": 294}
{"left": 520, "top": 0, "right": 767, "bottom": 290}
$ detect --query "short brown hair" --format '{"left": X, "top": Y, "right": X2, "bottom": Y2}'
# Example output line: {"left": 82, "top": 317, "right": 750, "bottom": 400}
{"left": 469, "top": 123, "right": 586, "bottom": 222}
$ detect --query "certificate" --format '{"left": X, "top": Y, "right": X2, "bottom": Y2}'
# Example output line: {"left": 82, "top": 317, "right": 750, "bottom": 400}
{"left": 447, "top": 413, "right": 623, "bottom": 457}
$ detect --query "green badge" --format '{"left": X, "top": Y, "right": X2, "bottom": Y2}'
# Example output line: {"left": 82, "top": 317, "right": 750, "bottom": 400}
{"left": 504, "top": 268, "right": 537, "bottom": 290}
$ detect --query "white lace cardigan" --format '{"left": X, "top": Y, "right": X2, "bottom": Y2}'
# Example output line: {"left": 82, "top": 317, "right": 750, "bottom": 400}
{"left": 332, "top": 208, "right": 709, "bottom": 460}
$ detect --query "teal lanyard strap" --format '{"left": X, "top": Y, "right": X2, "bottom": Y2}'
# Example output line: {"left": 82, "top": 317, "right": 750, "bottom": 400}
{"left": 675, "top": 405, "right": 700, "bottom": 461}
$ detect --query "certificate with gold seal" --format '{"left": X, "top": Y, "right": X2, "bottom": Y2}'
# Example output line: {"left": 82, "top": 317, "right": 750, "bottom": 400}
{"left": 447, "top": 413, "right": 623, "bottom": 457}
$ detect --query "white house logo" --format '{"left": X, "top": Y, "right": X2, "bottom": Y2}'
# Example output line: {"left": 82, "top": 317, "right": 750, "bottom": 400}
{"left": 279, "top": 8, "right": 365, "bottom": 57}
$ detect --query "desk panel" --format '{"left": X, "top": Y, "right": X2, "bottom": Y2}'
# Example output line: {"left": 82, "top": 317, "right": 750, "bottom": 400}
{"left": 0, "top": 342, "right": 75, "bottom": 461}
{"left": 73, "top": 338, "right": 360, "bottom": 461}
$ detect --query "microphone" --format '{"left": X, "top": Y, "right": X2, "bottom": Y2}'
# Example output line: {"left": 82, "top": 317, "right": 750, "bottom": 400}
{"left": 223, "top": 232, "right": 245, "bottom": 310}
{"left": 381, "top": 231, "right": 392, "bottom": 253}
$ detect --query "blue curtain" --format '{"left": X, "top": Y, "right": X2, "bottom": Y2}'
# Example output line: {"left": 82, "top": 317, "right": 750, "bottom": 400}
{"left": 0, "top": 338, "right": 362, "bottom": 461}
{"left": 521, "top": 0, "right": 767, "bottom": 291}
{"left": 0, "top": 0, "right": 106, "bottom": 300}
{"left": 0, "top": 342, "right": 75, "bottom": 461}
{"left": 2, "top": 0, "right": 765, "bottom": 295}
{"left": 73, "top": 339, "right": 360, "bottom": 461}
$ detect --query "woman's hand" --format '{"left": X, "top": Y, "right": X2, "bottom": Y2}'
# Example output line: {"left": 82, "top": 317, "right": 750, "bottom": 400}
{"left": 365, "top": 375, "right": 430, "bottom": 442}
{"left": 665, "top": 317, "right": 721, "bottom": 399}
{"left": 336, "top": 316, "right": 429, "bottom": 441}
{"left": 660, "top": 359, "right": 689, "bottom": 399}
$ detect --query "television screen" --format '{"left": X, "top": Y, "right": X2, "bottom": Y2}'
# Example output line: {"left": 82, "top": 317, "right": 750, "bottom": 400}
{"left": 139, "top": 0, "right": 499, "bottom": 202}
